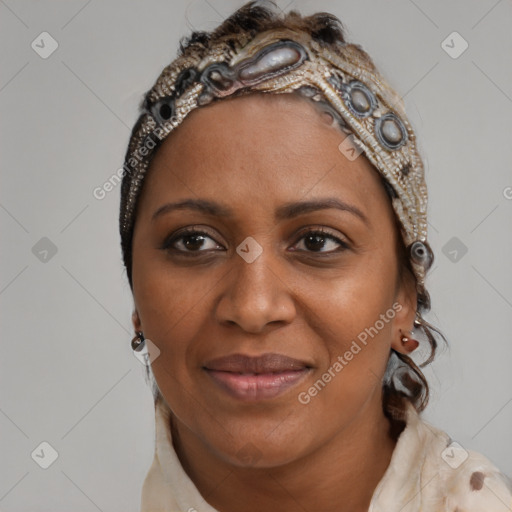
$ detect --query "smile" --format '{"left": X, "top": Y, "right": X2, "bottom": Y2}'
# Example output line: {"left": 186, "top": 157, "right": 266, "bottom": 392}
{"left": 203, "top": 353, "right": 313, "bottom": 401}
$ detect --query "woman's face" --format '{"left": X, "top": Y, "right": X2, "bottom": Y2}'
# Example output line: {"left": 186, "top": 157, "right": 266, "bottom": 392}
{"left": 131, "top": 93, "right": 416, "bottom": 468}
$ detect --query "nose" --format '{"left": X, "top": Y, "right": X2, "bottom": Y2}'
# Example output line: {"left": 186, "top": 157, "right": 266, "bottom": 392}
{"left": 214, "top": 248, "right": 297, "bottom": 333}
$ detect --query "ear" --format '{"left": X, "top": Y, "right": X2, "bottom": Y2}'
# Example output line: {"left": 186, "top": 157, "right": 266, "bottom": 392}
{"left": 132, "top": 309, "right": 142, "bottom": 333}
{"left": 390, "top": 272, "right": 418, "bottom": 355}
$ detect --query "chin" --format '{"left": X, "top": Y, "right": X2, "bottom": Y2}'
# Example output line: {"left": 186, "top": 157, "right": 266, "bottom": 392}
{"left": 224, "top": 444, "right": 307, "bottom": 470}
{"left": 206, "top": 422, "right": 314, "bottom": 469}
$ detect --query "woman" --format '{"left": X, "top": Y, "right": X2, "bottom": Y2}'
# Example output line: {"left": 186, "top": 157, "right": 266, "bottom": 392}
{"left": 119, "top": 2, "right": 512, "bottom": 511}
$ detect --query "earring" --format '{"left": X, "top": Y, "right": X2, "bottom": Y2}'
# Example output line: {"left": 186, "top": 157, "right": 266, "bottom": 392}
{"left": 400, "top": 330, "right": 419, "bottom": 351}
{"left": 131, "top": 331, "right": 145, "bottom": 352}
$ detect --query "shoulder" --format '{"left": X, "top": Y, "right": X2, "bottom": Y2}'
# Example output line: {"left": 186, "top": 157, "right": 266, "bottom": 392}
{"left": 371, "top": 402, "right": 512, "bottom": 512}
{"left": 415, "top": 410, "right": 512, "bottom": 511}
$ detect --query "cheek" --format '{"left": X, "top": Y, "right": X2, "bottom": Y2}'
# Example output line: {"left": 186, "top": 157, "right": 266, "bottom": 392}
{"left": 309, "top": 246, "right": 398, "bottom": 342}
{"left": 131, "top": 251, "right": 213, "bottom": 390}
{"left": 296, "top": 280, "right": 397, "bottom": 425}
{"left": 132, "top": 235, "right": 215, "bottom": 331}
{"left": 300, "top": 249, "right": 397, "bottom": 395}
{"left": 133, "top": 271, "right": 210, "bottom": 363}
{"left": 134, "top": 269, "right": 211, "bottom": 429}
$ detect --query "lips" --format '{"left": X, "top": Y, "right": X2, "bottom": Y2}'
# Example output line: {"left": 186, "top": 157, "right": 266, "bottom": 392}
{"left": 204, "top": 353, "right": 311, "bottom": 373}
{"left": 203, "top": 353, "right": 312, "bottom": 401}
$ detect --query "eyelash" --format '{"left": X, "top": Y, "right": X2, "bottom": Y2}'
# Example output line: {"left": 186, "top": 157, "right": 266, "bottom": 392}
{"left": 160, "top": 226, "right": 350, "bottom": 256}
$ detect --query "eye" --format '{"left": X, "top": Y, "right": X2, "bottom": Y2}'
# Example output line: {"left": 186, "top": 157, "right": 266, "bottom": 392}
{"left": 160, "top": 226, "right": 350, "bottom": 256}
{"left": 161, "top": 227, "right": 224, "bottom": 254}
{"left": 291, "top": 228, "right": 349, "bottom": 254}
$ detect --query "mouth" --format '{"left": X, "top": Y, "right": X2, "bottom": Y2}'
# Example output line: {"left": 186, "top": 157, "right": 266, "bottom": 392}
{"left": 203, "top": 353, "right": 313, "bottom": 401}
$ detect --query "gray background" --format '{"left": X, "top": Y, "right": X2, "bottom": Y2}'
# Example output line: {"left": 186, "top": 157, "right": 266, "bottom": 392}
{"left": 1, "top": 0, "right": 511, "bottom": 510}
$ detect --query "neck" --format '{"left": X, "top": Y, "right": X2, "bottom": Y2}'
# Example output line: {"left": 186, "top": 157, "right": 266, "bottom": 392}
{"left": 170, "top": 393, "right": 401, "bottom": 512}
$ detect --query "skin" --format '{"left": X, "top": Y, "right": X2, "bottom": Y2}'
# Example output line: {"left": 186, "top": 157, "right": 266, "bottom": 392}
{"left": 131, "top": 92, "right": 418, "bottom": 512}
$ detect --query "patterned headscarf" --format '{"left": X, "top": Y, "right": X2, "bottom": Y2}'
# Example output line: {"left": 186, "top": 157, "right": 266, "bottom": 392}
{"left": 119, "top": 7, "right": 433, "bottom": 307}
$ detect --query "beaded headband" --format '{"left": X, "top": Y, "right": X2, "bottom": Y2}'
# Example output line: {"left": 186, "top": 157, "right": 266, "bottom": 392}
{"left": 119, "top": 26, "right": 433, "bottom": 305}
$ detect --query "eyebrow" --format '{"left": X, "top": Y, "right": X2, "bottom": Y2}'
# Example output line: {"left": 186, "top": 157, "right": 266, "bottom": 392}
{"left": 152, "top": 197, "right": 369, "bottom": 225}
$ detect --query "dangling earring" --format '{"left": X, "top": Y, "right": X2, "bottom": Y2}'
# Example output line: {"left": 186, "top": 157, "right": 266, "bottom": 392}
{"left": 131, "top": 331, "right": 145, "bottom": 352}
{"left": 400, "top": 329, "right": 419, "bottom": 352}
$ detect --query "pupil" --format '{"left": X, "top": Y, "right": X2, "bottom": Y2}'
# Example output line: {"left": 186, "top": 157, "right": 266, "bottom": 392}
{"left": 184, "top": 235, "right": 204, "bottom": 250}
{"left": 306, "top": 234, "right": 325, "bottom": 251}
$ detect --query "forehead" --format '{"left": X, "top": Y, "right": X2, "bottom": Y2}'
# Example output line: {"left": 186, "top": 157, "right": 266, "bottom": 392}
{"left": 142, "top": 92, "right": 390, "bottom": 218}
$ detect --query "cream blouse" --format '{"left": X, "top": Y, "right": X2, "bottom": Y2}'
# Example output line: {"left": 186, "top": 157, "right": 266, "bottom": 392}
{"left": 140, "top": 397, "right": 512, "bottom": 512}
